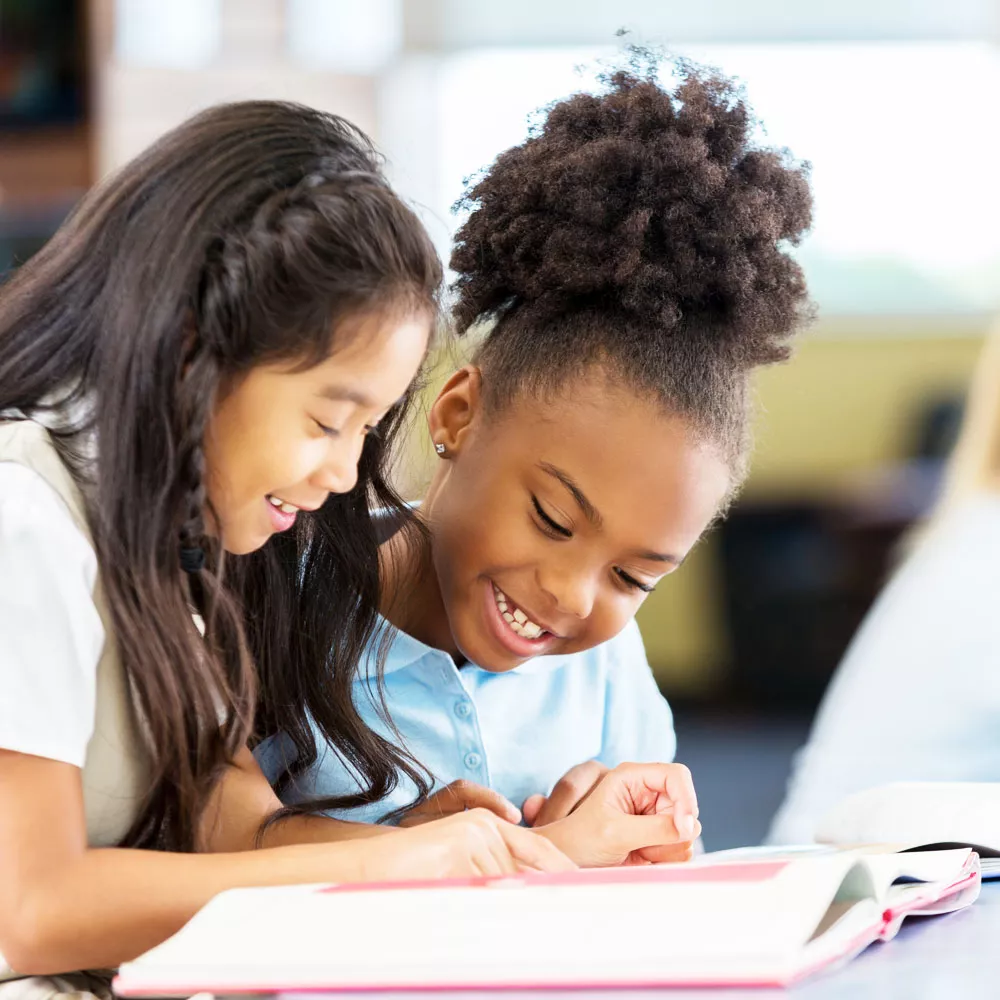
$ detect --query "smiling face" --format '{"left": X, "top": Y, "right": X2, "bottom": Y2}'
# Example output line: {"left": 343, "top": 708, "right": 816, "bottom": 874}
{"left": 417, "top": 365, "right": 732, "bottom": 671}
{"left": 204, "top": 310, "right": 430, "bottom": 555}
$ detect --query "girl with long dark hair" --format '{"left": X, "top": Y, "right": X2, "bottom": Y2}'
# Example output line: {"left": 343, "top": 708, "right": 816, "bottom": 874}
{"left": 0, "top": 100, "right": 573, "bottom": 986}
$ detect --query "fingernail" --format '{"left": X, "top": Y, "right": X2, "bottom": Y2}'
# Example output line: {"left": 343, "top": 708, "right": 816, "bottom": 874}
{"left": 682, "top": 814, "right": 695, "bottom": 840}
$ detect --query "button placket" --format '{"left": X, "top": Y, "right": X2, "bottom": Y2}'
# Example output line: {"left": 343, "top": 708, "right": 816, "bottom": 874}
{"left": 434, "top": 653, "right": 490, "bottom": 785}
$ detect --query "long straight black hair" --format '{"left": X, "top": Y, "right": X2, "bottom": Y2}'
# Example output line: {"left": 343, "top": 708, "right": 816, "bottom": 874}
{"left": 0, "top": 101, "right": 440, "bottom": 850}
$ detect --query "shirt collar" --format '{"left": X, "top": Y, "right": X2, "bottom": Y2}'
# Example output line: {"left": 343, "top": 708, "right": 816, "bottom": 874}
{"left": 357, "top": 615, "right": 436, "bottom": 680}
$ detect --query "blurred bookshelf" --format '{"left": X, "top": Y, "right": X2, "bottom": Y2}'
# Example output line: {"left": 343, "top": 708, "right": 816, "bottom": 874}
{"left": 0, "top": 0, "right": 93, "bottom": 277}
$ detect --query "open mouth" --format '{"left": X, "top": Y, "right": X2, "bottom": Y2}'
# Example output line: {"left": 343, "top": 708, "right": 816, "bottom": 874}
{"left": 264, "top": 493, "right": 301, "bottom": 533}
{"left": 266, "top": 494, "right": 302, "bottom": 514}
{"left": 492, "top": 584, "right": 548, "bottom": 641}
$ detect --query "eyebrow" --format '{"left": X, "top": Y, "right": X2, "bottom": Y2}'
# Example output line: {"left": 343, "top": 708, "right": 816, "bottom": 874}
{"left": 538, "top": 461, "right": 681, "bottom": 566}
{"left": 316, "top": 385, "right": 377, "bottom": 407}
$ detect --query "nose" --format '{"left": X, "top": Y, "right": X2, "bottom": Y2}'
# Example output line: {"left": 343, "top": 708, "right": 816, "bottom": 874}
{"left": 537, "top": 562, "right": 599, "bottom": 621}
{"left": 310, "top": 436, "right": 363, "bottom": 496}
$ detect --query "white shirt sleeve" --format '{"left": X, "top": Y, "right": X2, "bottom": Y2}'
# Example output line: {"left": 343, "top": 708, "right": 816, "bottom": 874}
{"left": 0, "top": 461, "right": 104, "bottom": 766}
{"left": 598, "top": 618, "right": 678, "bottom": 765}
{"left": 768, "top": 495, "right": 1000, "bottom": 844}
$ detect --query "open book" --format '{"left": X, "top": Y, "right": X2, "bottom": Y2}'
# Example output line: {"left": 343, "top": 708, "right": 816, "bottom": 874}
{"left": 815, "top": 782, "right": 1000, "bottom": 877}
{"left": 114, "top": 848, "right": 979, "bottom": 995}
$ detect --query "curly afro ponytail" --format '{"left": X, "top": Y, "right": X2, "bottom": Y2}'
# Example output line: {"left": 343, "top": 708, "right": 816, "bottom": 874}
{"left": 450, "top": 53, "right": 814, "bottom": 476}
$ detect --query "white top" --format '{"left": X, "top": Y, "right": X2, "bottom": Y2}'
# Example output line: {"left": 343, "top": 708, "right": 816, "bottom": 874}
{"left": 0, "top": 421, "right": 152, "bottom": 979}
{"left": 768, "top": 494, "right": 1000, "bottom": 844}
{"left": 0, "top": 419, "right": 146, "bottom": 859}
{"left": 0, "top": 461, "right": 104, "bottom": 767}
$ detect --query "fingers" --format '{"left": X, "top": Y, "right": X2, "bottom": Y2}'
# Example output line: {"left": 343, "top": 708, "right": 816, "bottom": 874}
{"left": 522, "top": 794, "right": 546, "bottom": 826}
{"left": 608, "top": 762, "right": 699, "bottom": 840}
{"left": 496, "top": 819, "right": 578, "bottom": 873}
{"left": 400, "top": 780, "right": 521, "bottom": 827}
{"left": 530, "top": 761, "right": 608, "bottom": 827}
{"left": 611, "top": 812, "right": 702, "bottom": 857}
{"left": 636, "top": 838, "right": 698, "bottom": 864}
{"left": 445, "top": 781, "right": 521, "bottom": 823}
{"left": 396, "top": 808, "right": 575, "bottom": 879}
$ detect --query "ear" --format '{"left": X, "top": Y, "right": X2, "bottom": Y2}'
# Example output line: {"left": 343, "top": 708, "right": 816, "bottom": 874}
{"left": 428, "top": 365, "right": 482, "bottom": 456}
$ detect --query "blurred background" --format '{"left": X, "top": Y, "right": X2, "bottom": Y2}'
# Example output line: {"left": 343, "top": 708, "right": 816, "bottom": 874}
{"left": 3, "top": 0, "right": 998, "bottom": 848}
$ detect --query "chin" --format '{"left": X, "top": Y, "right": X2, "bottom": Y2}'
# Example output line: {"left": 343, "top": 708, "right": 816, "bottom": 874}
{"left": 480, "top": 661, "right": 521, "bottom": 674}
{"left": 222, "top": 529, "right": 270, "bottom": 556}
{"left": 456, "top": 633, "right": 521, "bottom": 673}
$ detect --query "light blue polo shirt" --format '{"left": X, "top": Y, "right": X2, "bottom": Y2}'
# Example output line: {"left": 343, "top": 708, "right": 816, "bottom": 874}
{"left": 255, "top": 617, "right": 677, "bottom": 824}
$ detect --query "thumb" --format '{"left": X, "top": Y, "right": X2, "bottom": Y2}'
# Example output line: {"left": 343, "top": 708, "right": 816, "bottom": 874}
{"left": 522, "top": 794, "right": 546, "bottom": 826}
{"left": 607, "top": 811, "right": 693, "bottom": 854}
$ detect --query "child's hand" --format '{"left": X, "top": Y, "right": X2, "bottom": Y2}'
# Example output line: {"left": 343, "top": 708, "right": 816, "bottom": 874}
{"left": 522, "top": 760, "right": 609, "bottom": 826}
{"left": 369, "top": 809, "right": 577, "bottom": 878}
{"left": 534, "top": 762, "right": 701, "bottom": 867}
{"left": 398, "top": 780, "right": 521, "bottom": 827}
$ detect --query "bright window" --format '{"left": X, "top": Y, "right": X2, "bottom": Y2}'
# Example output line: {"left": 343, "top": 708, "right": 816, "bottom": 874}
{"left": 432, "top": 43, "right": 1000, "bottom": 316}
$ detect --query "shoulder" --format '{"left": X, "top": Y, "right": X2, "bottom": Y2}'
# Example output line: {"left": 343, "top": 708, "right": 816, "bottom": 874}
{"left": 866, "top": 494, "right": 1000, "bottom": 627}
{"left": 0, "top": 461, "right": 97, "bottom": 582}
{"left": 596, "top": 618, "right": 650, "bottom": 676}
{"left": 911, "top": 494, "right": 1000, "bottom": 570}
{"left": 536, "top": 619, "right": 655, "bottom": 695}
{"left": 0, "top": 461, "right": 104, "bottom": 767}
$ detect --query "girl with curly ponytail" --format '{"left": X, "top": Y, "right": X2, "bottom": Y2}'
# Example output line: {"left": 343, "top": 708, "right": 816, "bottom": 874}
{"left": 0, "top": 100, "right": 573, "bottom": 986}
{"left": 265, "top": 56, "right": 812, "bottom": 865}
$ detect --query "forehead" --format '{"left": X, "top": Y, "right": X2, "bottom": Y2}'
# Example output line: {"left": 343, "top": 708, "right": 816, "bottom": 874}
{"left": 299, "top": 311, "right": 431, "bottom": 401}
{"left": 486, "top": 378, "right": 732, "bottom": 553}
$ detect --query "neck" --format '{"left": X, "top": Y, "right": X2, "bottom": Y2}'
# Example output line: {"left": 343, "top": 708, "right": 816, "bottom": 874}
{"left": 380, "top": 507, "right": 459, "bottom": 657}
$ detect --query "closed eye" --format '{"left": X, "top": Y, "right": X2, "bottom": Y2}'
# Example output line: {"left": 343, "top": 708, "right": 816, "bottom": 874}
{"left": 314, "top": 418, "right": 339, "bottom": 438}
{"left": 531, "top": 494, "right": 571, "bottom": 538}
{"left": 615, "top": 568, "right": 656, "bottom": 593}
{"left": 315, "top": 420, "right": 381, "bottom": 439}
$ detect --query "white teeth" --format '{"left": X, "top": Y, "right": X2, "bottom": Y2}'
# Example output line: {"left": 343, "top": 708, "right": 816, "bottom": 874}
{"left": 267, "top": 495, "right": 299, "bottom": 515}
{"left": 493, "top": 585, "right": 545, "bottom": 641}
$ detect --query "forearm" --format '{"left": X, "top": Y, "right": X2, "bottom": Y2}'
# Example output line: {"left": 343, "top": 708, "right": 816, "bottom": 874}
{"left": 199, "top": 748, "right": 395, "bottom": 851}
{"left": 10, "top": 839, "right": 377, "bottom": 976}
{"left": 260, "top": 812, "right": 398, "bottom": 847}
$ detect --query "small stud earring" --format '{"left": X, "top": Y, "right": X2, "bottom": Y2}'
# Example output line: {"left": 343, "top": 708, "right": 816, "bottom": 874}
{"left": 434, "top": 442, "right": 446, "bottom": 456}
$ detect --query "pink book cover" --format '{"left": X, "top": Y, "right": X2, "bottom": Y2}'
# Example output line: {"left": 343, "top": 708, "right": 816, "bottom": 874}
{"left": 113, "top": 851, "right": 981, "bottom": 996}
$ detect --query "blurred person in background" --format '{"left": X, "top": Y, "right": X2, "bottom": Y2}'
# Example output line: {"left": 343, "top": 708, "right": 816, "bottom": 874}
{"left": 769, "top": 321, "right": 1000, "bottom": 844}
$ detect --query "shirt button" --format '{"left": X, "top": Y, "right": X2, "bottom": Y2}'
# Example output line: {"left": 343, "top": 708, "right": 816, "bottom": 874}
{"left": 454, "top": 700, "right": 472, "bottom": 719}
{"left": 463, "top": 751, "right": 482, "bottom": 770}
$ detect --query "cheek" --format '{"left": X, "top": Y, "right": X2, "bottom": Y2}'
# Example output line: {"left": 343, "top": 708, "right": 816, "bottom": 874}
{"left": 211, "top": 428, "right": 322, "bottom": 507}
{"left": 445, "top": 494, "right": 536, "bottom": 573}
{"left": 430, "top": 488, "right": 530, "bottom": 597}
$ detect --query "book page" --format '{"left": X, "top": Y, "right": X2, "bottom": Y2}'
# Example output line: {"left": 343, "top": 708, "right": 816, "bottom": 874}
{"left": 817, "top": 782, "right": 1000, "bottom": 851}
{"left": 859, "top": 847, "right": 975, "bottom": 904}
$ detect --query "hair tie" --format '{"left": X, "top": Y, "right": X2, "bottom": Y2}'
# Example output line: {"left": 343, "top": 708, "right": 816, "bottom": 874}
{"left": 179, "top": 545, "right": 206, "bottom": 574}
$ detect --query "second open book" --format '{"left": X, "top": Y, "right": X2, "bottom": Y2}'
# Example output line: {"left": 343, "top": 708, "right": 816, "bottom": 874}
{"left": 114, "top": 846, "right": 979, "bottom": 994}
{"left": 815, "top": 781, "right": 1000, "bottom": 876}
